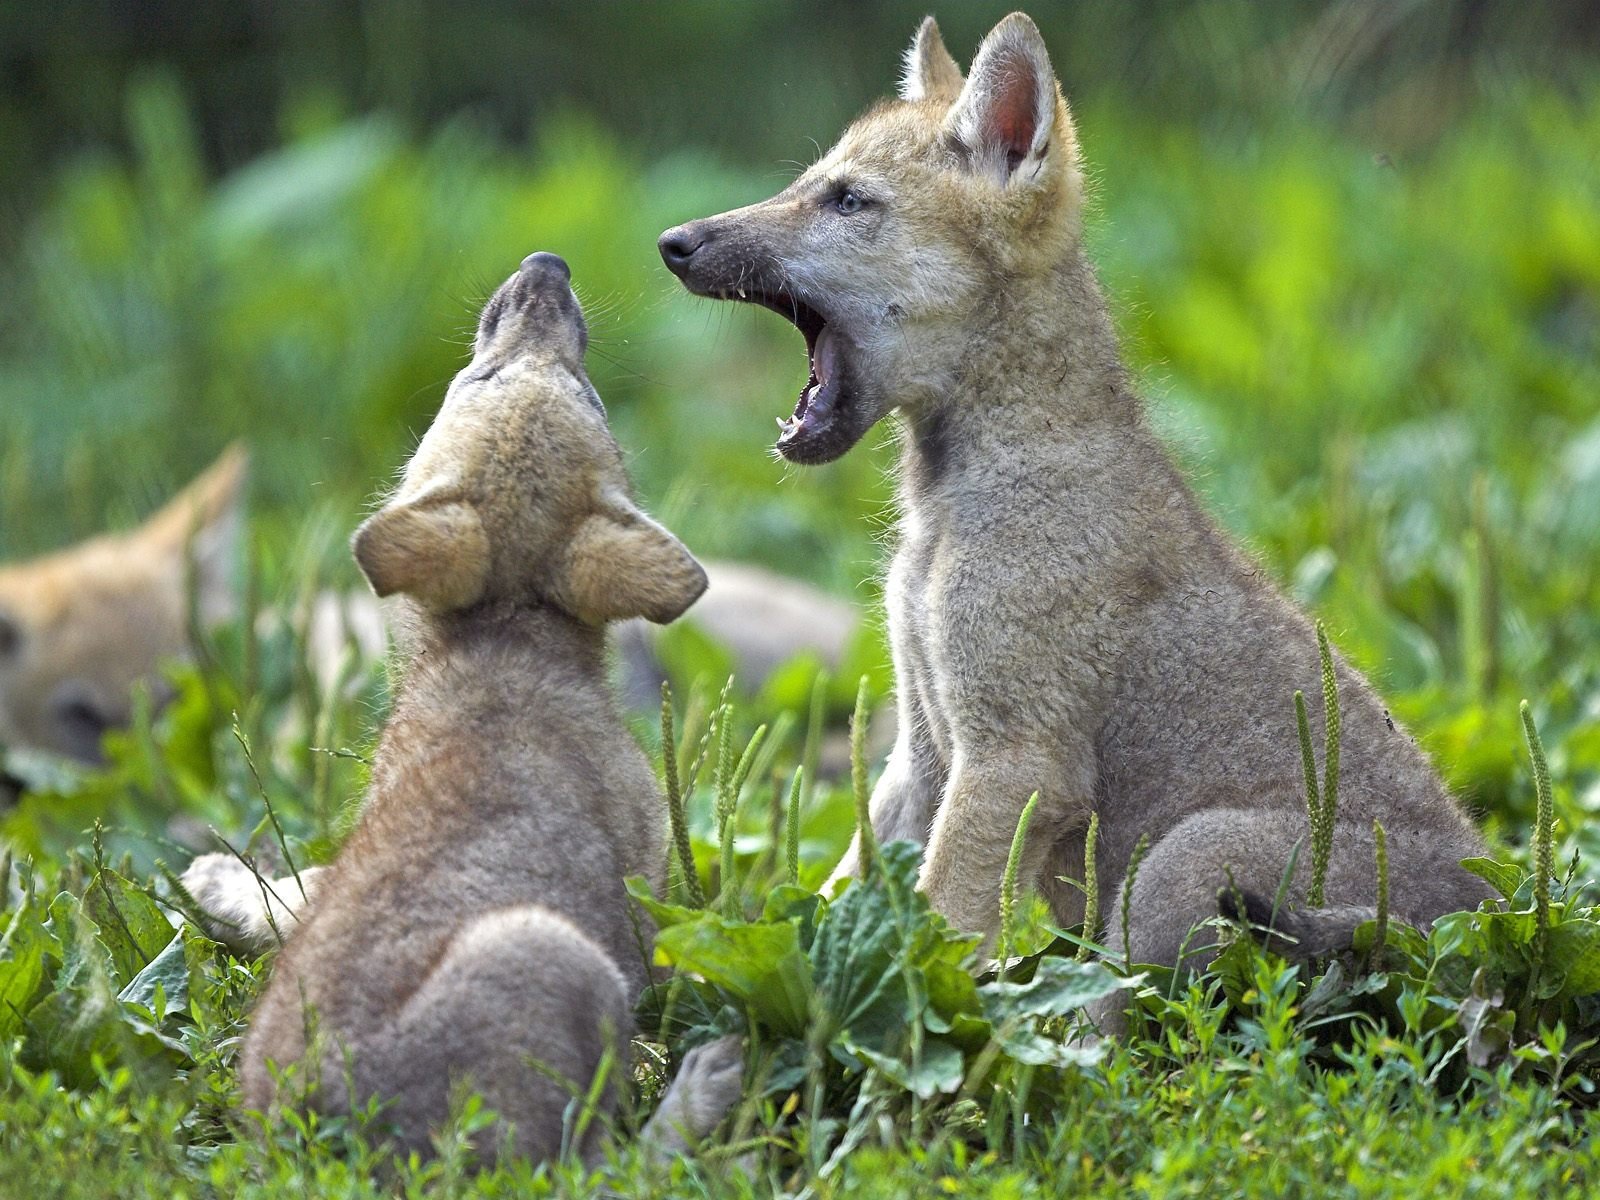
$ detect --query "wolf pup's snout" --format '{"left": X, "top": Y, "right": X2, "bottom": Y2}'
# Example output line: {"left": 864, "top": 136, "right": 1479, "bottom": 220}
{"left": 520, "top": 251, "right": 571, "bottom": 282}
{"left": 476, "top": 250, "right": 587, "bottom": 357}
{"left": 657, "top": 223, "right": 707, "bottom": 276}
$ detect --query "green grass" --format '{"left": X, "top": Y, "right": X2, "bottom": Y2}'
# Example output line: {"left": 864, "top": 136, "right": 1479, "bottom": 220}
{"left": 4, "top": 657, "right": 1600, "bottom": 1198}
{"left": 4, "top": 72, "right": 1600, "bottom": 1199}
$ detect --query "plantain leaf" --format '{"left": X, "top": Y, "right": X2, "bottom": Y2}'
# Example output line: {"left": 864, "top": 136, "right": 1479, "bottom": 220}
{"left": 0, "top": 906, "right": 55, "bottom": 1037}
{"left": 117, "top": 929, "right": 190, "bottom": 1020}
{"left": 1460, "top": 857, "right": 1524, "bottom": 903}
{"left": 979, "top": 957, "right": 1130, "bottom": 1024}
{"left": 847, "top": 1035, "right": 965, "bottom": 1099}
{"left": 653, "top": 915, "right": 812, "bottom": 1037}
{"left": 81, "top": 869, "right": 173, "bottom": 988}
{"left": 1540, "top": 920, "right": 1600, "bottom": 998}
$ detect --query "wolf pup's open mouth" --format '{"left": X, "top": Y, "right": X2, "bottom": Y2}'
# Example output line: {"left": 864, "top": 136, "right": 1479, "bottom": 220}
{"left": 724, "top": 287, "right": 858, "bottom": 465}
{"left": 658, "top": 222, "right": 879, "bottom": 465}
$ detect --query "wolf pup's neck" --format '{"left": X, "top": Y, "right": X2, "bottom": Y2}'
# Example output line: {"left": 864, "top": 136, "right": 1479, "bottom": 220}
{"left": 394, "top": 597, "right": 609, "bottom": 682}
{"left": 900, "top": 248, "right": 1140, "bottom": 493}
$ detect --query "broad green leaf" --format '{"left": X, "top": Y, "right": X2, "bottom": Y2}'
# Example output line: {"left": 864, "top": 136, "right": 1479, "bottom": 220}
{"left": 0, "top": 907, "right": 54, "bottom": 1036}
{"left": 847, "top": 1035, "right": 965, "bottom": 1099}
{"left": 1460, "top": 857, "right": 1524, "bottom": 902}
{"left": 118, "top": 930, "right": 190, "bottom": 1020}
{"left": 762, "top": 884, "right": 824, "bottom": 947}
{"left": 759, "top": 1038, "right": 813, "bottom": 1097}
{"left": 1210, "top": 937, "right": 1260, "bottom": 1005}
{"left": 810, "top": 841, "right": 983, "bottom": 1056}
{"left": 924, "top": 957, "right": 983, "bottom": 1037}
{"left": 1353, "top": 916, "right": 1429, "bottom": 962}
{"left": 979, "top": 958, "right": 1129, "bottom": 1024}
{"left": 634, "top": 974, "right": 730, "bottom": 1046}
{"left": 810, "top": 845, "right": 918, "bottom": 1045}
{"left": 624, "top": 875, "right": 703, "bottom": 929}
{"left": 82, "top": 869, "right": 174, "bottom": 987}
{"left": 1541, "top": 920, "right": 1600, "bottom": 998}
{"left": 1299, "top": 959, "right": 1351, "bottom": 1020}
{"left": 980, "top": 933, "right": 1080, "bottom": 985}
{"left": 991, "top": 1024, "right": 1106, "bottom": 1070}
{"left": 43, "top": 893, "right": 109, "bottom": 987}
{"left": 653, "top": 916, "right": 812, "bottom": 1037}
{"left": 23, "top": 893, "right": 178, "bottom": 1086}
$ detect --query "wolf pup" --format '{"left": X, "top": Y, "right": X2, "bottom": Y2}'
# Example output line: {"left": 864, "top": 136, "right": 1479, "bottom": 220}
{"left": 183, "top": 252, "right": 741, "bottom": 1162}
{"left": 0, "top": 446, "right": 243, "bottom": 764}
{"left": 658, "top": 14, "right": 1490, "bottom": 1006}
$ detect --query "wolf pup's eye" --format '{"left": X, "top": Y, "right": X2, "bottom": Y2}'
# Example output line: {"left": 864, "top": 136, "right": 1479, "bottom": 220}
{"left": 833, "top": 188, "right": 866, "bottom": 215}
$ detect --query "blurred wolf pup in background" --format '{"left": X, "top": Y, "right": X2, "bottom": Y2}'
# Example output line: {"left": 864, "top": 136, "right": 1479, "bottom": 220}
{"left": 0, "top": 446, "right": 244, "bottom": 764}
{"left": 0, "top": 451, "right": 856, "bottom": 775}
{"left": 0, "top": 455, "right": 855, "bottom": 775}
{"left": 659, "top": 11, "right": 1492, "bottom": 1015}
{"left": 183, "top": 252, "right": 742, "bottom": 1165}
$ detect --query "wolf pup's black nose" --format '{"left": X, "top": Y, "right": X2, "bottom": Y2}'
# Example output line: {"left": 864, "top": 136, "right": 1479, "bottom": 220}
{"left": 520, "top": 251, "right": 571, "bottom": 282}
{"left": 657, "top": 225, "right": 706, "bottom": 277}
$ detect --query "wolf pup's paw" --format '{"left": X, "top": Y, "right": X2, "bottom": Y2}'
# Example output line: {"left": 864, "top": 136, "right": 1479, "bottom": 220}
{"left": 179, "top": 853, "right": 317, "bottom": 956}
{"left": 179, "top": 853, "right": 254, "bottom": 932}
{"left": 674, "top": 1035, "right": 745, "bottom": 1136}
{"left": 643, "top": 1035, "right": 745, "bottom": 1157}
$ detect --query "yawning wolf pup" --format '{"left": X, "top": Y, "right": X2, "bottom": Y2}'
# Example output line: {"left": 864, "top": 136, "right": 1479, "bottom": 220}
{"left": 659, "top": 14, "right": 1491, "bottom": 1011}
{"left": 185, "top": 252, "right": 741, "bottom": 1163}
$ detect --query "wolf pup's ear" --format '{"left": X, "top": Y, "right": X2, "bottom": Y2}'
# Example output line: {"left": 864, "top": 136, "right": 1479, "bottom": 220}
{"left": 352, "top": 491, "right": 490, "bottom": 612}
{"left": 554, "top": 493, "right": 707, "bottom": 626}
{"left": 944, "top": 13, "right": 1060, "bottom": 186}
{"left": 143, "top": 442, "right": 248, "bottom": 626}
{"left": 900, "top": 16, "right": 964, "bottom": 103}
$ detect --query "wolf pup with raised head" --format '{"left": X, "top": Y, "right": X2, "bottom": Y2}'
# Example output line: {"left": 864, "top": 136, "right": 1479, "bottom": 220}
{"left": 659, "top": 14, "right": 1490, "bottom": 1012}
{"left": 183, "top": 253, "right": 741, "bottom": 1162}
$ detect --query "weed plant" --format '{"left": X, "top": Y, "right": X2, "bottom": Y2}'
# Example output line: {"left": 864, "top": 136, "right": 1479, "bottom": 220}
{"left": 3, "top": 621, "right": 1600, "bottom": 1196}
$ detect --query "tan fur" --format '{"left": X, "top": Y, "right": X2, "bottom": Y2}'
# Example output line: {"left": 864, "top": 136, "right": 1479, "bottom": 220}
{"left": 185, "top": 253, "right": 739, "bottom": 1164}
{"left": 0, "top": 446, "right": 243, "bottom": 762}
{"left": 661, "top": 13, "right": 1491, "bottom": 1022}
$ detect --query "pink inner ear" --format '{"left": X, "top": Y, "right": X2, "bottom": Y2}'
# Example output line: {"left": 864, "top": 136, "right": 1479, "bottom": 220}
{"left": 984, "top": 54, "right": 1039, "bottom": 166}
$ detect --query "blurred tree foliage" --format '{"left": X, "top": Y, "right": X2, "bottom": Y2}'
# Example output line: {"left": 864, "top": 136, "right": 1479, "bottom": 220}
{"left": 5, "top": 0, "right": 1600, "bottom": 225}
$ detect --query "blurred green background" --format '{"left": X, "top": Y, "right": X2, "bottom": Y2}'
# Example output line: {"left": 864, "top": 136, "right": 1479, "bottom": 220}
{"left": 1, "top": 0, "right": 1598, "bottom": 841}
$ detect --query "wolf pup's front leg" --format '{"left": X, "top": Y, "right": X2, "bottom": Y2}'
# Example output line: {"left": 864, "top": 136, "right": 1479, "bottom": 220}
{"left": 917, "top": 738, "right": 1095, "bottom": 944}
{"left": 640, "top": 1035, "right": 746, "bottom": 1160}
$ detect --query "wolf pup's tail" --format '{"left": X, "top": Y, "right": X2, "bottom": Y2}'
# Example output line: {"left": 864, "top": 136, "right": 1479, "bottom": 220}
{"left": 1217, "top": 888, "right": 1385, "bottom": 961}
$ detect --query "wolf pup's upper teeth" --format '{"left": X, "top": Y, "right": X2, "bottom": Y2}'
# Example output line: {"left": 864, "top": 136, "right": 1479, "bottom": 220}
{"left": 736, "top": 287, "right": 747, "bottom": 299}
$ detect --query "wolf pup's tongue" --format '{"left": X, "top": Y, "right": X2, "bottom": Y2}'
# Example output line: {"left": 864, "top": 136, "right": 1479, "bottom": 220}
{"left": 814, "top": 326, "right": 838, "bottom": 387}
{"left": 778, "top": 326, "right": 843, "bottom": 446}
